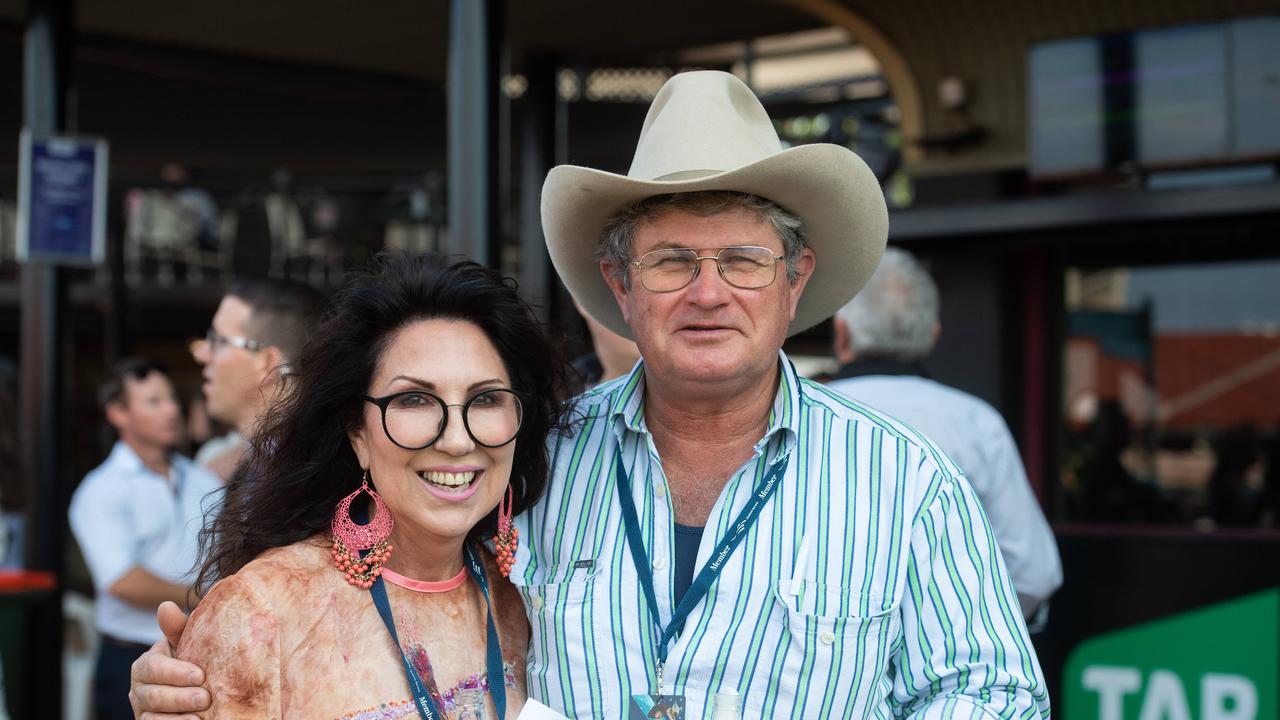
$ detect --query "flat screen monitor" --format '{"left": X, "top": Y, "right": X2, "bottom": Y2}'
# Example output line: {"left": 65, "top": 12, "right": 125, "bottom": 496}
{"left": 1028, "top": 16, "right": 1280, "bottom": 177}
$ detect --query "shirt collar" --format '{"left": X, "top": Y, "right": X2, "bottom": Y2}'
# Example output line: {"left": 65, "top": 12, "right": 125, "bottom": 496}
{"left": 767, "top": 350, "right": 803, "bottom": 447}
{"left": 607, "top": 360, "right": 649, "bottom": 437}
{"left": 607, "top": 349, "right": 803, "bottom": 451}
{"left": 106, "top": 440, "right": 179, "bottom": 482}
{"left": 831, "top": 357, "right": 930, "bottom": 381}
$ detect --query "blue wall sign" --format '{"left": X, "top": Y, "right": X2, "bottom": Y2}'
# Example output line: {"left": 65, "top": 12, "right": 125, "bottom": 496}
{"left": 17, "top": 129, "right": 109, "bottom": 266}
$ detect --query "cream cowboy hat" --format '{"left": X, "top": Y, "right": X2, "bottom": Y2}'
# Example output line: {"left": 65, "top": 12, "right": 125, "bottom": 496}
{"left": 541, "top": 70, "right": 889, "bottom": 339}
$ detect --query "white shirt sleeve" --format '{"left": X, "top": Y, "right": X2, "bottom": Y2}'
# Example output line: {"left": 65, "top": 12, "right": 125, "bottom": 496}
{"left": 69, "top": 474, "right": 140, "bottom": 593}
{"left": 971, "top": 413, "right": 1062, "bottom": 612}
{"left": 893, "top": 457, "right": 1050, "bottom": 717}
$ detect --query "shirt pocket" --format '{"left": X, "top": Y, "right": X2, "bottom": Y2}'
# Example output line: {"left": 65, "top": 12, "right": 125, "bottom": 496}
{"left": 772, "top": 579, "right": 901, "bottom": 708}
{"left": 515, "top": 564, "right": 604, "bottom": 708}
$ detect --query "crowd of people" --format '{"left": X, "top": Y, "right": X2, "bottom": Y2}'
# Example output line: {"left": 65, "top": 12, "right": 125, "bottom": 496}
{"left": 65, "top": 279, "right": 325, "bottom": 720}
{"left": 57, "top": 71, "right": 1058, "bottom": 719}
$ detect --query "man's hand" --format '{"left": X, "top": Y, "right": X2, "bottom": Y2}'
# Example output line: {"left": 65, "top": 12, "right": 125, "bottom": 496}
{"left": 128, "top": 602, "right": 210, "bottom": 719}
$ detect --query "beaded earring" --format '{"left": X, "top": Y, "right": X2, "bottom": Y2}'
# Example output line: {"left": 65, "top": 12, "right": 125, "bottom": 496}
{"left": 494, "top": 484, "right": 518, "bottom": 577}
{"left": 331, "top": 471, "right": 394, "bottom": 589}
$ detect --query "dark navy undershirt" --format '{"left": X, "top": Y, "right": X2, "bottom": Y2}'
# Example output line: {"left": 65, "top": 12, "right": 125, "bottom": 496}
{"left": 672, "top": 523, "right": 705, "bottom": 606}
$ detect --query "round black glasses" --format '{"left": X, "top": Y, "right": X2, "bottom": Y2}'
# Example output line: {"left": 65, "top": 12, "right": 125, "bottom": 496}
{"left": 363, "top": 388, "right": 524, "bottom": 450}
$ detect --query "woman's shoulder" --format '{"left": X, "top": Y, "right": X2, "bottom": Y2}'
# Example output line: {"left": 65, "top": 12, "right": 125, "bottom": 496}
{"left": 234, "top": 535, "right": 334, "bottom": 582}
{"left": 190, "top": 537, "right": 335, "bottom": 618}
{"left": 177, "top": 543, "right": 340, "bottom": 715}
{"left": 180, "top": 537, "right": 343, "bottom": 657}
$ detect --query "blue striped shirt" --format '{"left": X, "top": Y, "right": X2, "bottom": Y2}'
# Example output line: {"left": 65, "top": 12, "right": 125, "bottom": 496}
{"left": 512, "top": 353, "right": 1050, "bottom": 718}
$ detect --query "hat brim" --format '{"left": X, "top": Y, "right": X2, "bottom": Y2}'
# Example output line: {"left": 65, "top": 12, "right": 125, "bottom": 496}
{"left": 542, "top": 143, "right": 888, "bottom": 340}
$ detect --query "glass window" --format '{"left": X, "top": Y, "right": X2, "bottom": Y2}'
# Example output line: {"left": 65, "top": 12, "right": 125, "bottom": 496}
{"left": 1061, "top": 260, "right": 1280, "bottom": 528}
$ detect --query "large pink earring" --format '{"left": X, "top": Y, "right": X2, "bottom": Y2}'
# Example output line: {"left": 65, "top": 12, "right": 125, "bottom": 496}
{"left": 494, "top": 484, "right": 518, "bottom": 577}
{"left": 331, "top": 471, "right": 394, "bottom": 589}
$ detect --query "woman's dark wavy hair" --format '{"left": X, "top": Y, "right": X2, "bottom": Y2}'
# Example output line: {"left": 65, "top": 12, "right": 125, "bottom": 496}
{"left": 198, "top": 251, "right": 573, "bottom": 588}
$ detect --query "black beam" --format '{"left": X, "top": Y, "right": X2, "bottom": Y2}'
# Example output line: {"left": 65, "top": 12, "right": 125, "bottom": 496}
{"left": 447, "top": 0, "right": 503, "bottom": 266}
{"left": 889, "top": 181, "right": 1280, "bottom": 242}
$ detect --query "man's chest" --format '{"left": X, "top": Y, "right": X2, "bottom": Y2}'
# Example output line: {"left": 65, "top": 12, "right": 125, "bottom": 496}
{"left": 114, "top": 477, "right": 190, "bottom": 543}
{"left": 663, "top": 472, "right": 729, "bottom": 527}
{"left": 516, "top": 472, "right": 912, "bottom": 719}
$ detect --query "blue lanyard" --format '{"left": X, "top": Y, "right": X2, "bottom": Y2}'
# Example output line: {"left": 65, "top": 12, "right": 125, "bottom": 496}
{"left": 367, "top": 542, "right": 508, "bottom": 720}
{"left": 613, "top": 445, "right": 789, "bottom": 675}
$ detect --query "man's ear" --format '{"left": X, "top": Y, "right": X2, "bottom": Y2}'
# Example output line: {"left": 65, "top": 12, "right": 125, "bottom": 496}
{"left": 600, "top": 260, "right": 632, "bottom": 326}
{"left": 786, "top": 249, "right": 817, "bottom": 321}
{"left": 259, "top": 346, "right": 288, "bottom": 387}
{"left": 104, "top": 401, "right": 129, "bottom": 433}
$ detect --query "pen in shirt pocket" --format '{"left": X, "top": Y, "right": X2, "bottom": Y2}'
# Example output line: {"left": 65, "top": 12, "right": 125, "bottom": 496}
{"left": 791, "top": 532, "right": 812, "bottom": 606}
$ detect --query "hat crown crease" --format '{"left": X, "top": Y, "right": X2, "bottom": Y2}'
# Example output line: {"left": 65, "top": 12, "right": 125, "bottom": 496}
{"left": 627, "top": 71, "right": 783, "bottom": 182}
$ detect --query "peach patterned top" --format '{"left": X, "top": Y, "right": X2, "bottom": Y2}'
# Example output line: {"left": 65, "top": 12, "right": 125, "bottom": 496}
{"left": 177, "top": 536, "right": 529, "bottom": 719}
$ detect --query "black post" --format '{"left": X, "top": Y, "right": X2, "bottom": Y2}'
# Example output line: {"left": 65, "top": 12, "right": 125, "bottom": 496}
{"left": 517, "top": 55, "right": 558, "bottom": 317}
{"left": 105, "top": 209, "right": 128, "bottom": 364}
{"left": 20, "top": 0, "right": 72, "bottom": 712}
{"left": 447, "top": 0, "right": 503, "bottom": 267}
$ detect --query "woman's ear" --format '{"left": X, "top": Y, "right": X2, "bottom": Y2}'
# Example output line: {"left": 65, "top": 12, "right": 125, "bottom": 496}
{"left": 348, "top": 425, "right": 371, "bottom": 470}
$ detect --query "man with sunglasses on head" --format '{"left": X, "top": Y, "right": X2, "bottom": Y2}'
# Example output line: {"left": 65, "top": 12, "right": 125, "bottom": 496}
{"left": 70, "top": 359, "right": 225, "bottom": 720}
{"left": 190, "top": 278, "right": 325, "bottom": 480}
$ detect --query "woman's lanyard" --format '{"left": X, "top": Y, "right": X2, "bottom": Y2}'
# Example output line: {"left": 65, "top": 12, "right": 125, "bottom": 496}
{"left": 367, "top": 542, "right": 508, "bottom": 720}
{"left": 613, "top": 445, "right": 789, "bottom": 694}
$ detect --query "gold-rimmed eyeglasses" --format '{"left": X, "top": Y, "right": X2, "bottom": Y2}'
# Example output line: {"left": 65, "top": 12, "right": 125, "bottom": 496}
{"left": 630, "top": 245, "right": 783, "bottom": 293}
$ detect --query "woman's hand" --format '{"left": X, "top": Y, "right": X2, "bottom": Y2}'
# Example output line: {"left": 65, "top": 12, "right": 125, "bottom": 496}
{"left": 128, "top": 601, "right": 210, "bottom": 719}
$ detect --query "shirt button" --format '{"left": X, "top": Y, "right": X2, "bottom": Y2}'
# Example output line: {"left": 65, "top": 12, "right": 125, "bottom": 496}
{"left": 653, "top": 557, "right": 668, "bottom": 571}
{"left": 819, "top": 631, "right": 836, "bottom": 645}
{"left": 530, "top": 594, "right": 544, "bottom": 611}
{"left": 653, "top": 484, "right": 667, "bottom": 499}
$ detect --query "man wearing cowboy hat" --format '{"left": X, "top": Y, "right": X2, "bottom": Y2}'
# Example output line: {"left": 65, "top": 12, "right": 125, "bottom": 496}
{"left": 129, "top": 71, "right": 1048, "bottom": 718}
{"left": 520, "top": 70, "right": 1048, "bottom": 717}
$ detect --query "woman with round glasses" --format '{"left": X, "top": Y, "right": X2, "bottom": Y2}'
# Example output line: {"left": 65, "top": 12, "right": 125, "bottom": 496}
{"left": 174, "top": 251, "right": 571, "bottom": 719}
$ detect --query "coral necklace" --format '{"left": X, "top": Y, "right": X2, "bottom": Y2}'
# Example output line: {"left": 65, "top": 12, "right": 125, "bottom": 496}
{"left": 380, "top": 566, "right": 467, "bottom": 593}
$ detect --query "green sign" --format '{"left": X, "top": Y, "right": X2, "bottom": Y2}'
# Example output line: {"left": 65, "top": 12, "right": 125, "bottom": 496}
{"left": 1064, "top": 588, "right": 1278, "bottom": 719}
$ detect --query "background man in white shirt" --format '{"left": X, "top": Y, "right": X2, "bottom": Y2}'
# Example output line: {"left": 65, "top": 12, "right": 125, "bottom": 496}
{"left": 69, "top": 359, "right": 224, "bottom": 720}
{"left": 828, "top": 247, "right": 1063, "bottom": 622}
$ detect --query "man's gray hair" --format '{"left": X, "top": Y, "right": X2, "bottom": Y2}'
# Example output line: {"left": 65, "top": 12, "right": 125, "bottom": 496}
{"left": 597, "top": 191, "right": 808, "bottom": 290}
{"left": 836, "top": 247, "right": 939, "bottom": 362}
